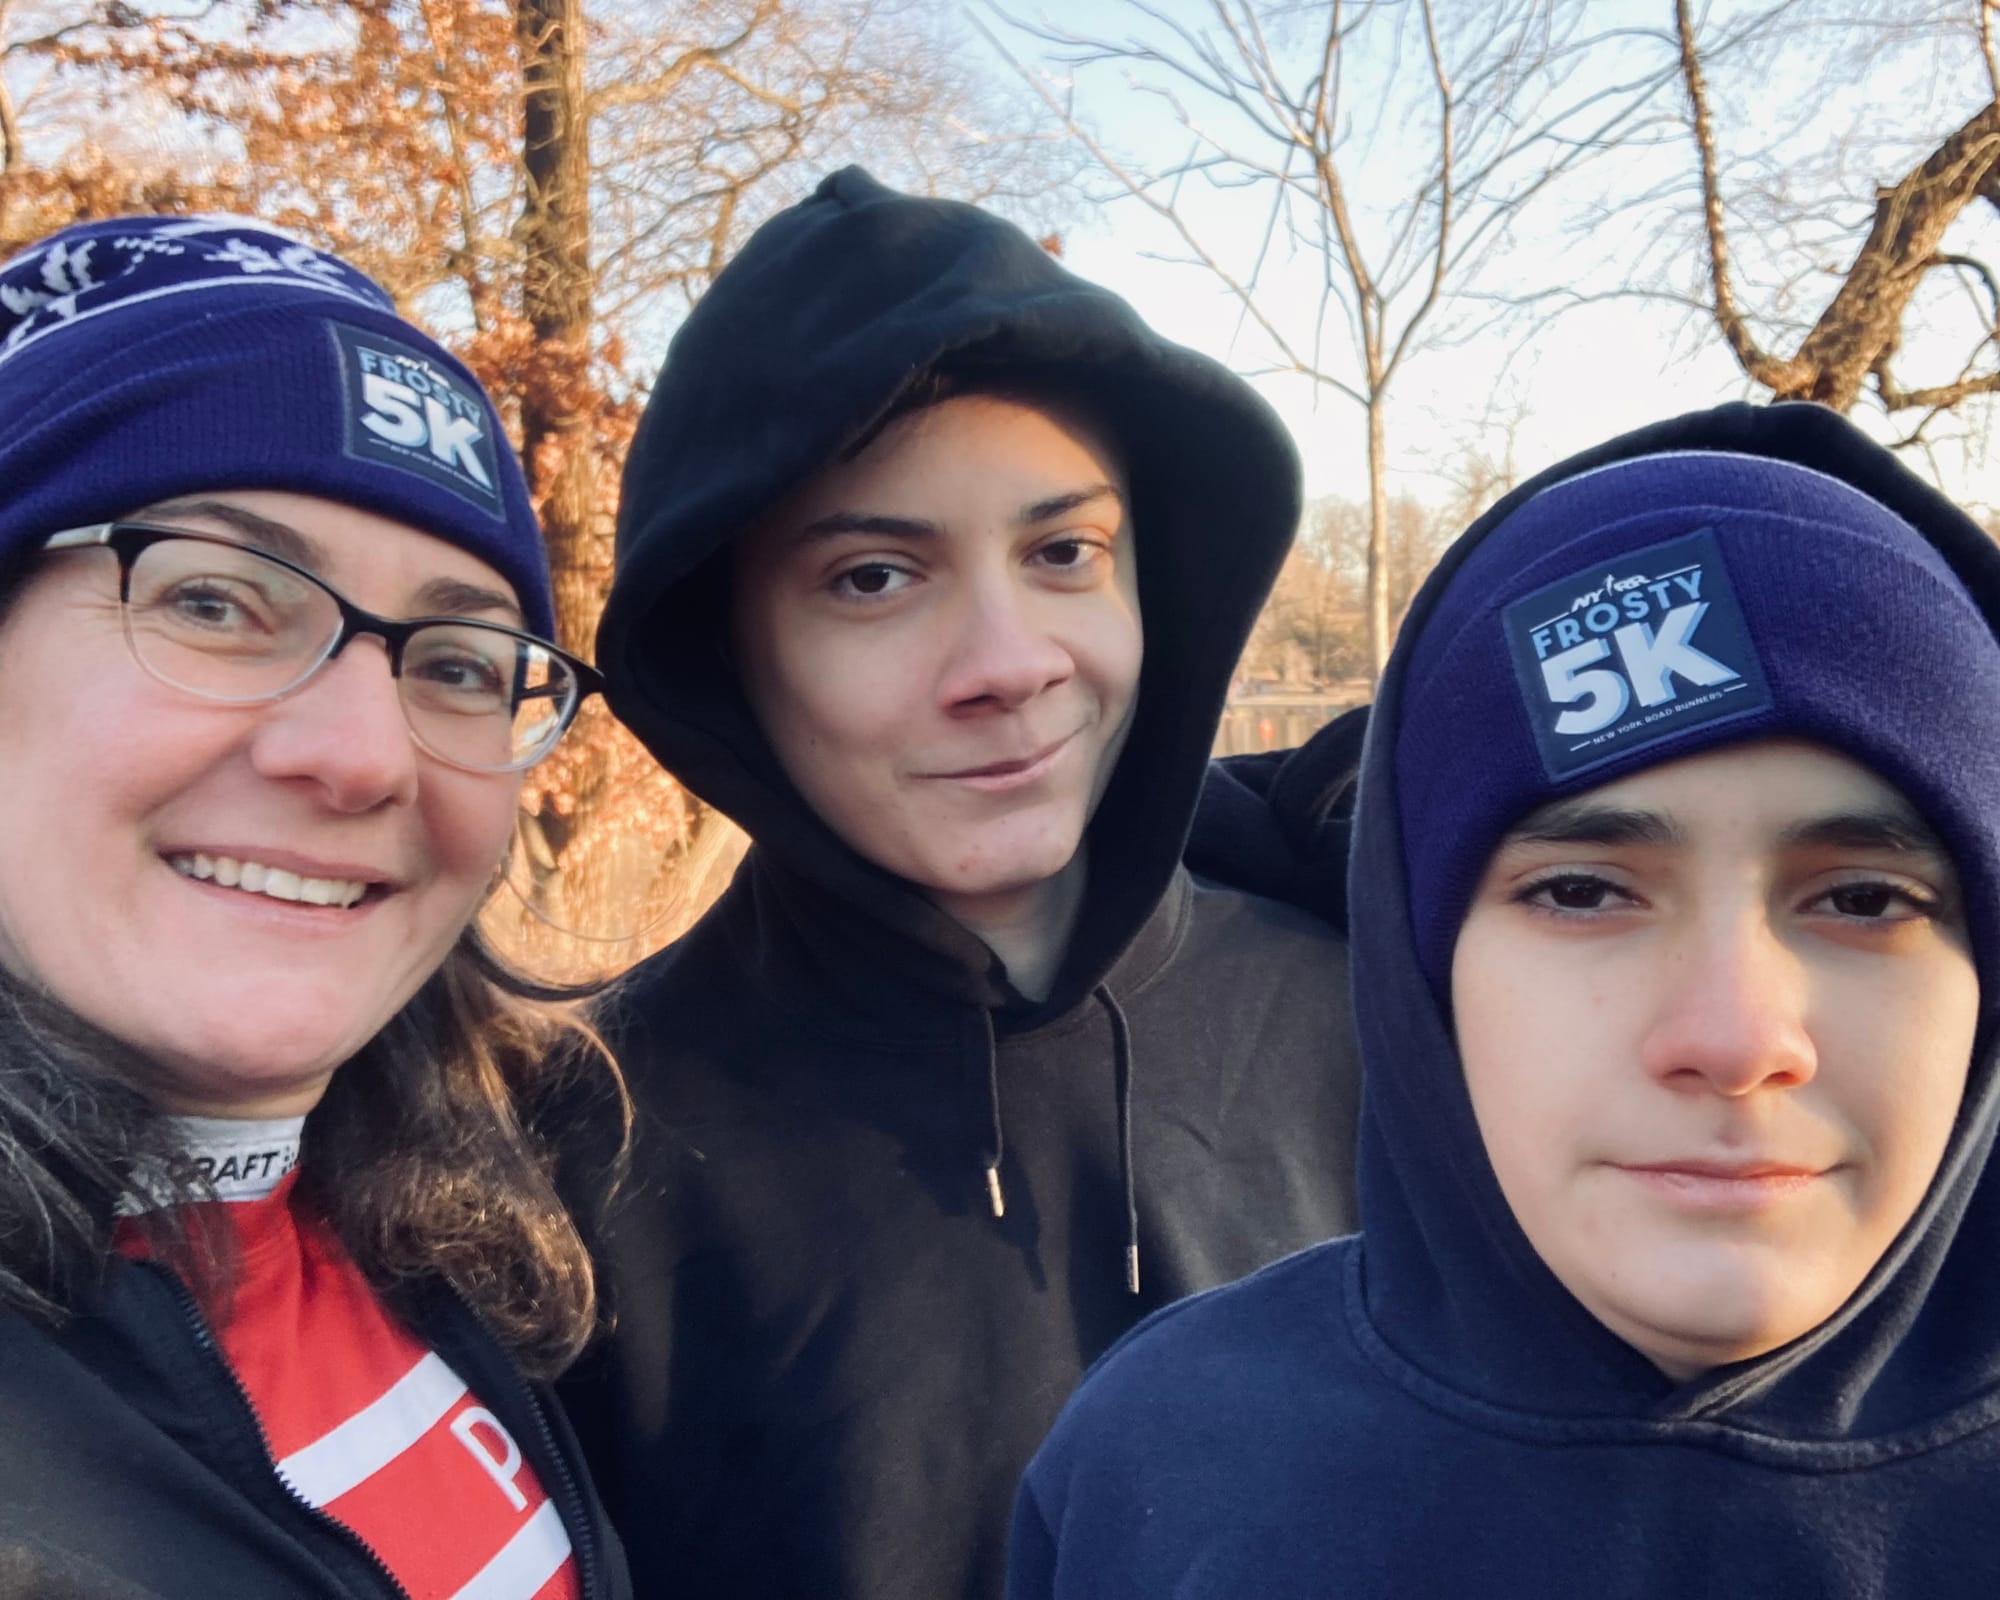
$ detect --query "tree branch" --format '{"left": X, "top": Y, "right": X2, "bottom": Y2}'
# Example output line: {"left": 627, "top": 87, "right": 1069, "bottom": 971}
{"left": 1790, "top": 95, "right": 2000, "bottom": 406}
{"left": 1875, "top": 366, "right": 2000, "bottom": 412}
{"left": 418, "top": 0, "right": 488, "bottom": 330}
{"left": 585, "top": 0, "right": 781, "bottom": 116}
{"left": 1675, "top": 0, "right": 1805, "bottom": 394}
{"left": 971, "top": 10, "right": 1363, "bottom": 402}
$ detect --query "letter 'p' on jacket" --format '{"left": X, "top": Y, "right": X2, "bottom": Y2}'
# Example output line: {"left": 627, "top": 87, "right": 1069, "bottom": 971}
{"left": 0, "top": 1259, "right": 625, "bottom": 1600}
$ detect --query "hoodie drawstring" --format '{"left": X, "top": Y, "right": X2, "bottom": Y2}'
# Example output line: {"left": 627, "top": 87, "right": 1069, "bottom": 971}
{"left": 1094, "top": 984, "right": 1141, "bottom": 1296}
{"left": 978, "top": 1006, "right": 1005, "bottom": 1219}
{"left": 972, "top": 990, "right": 1140, "bottom": 1295}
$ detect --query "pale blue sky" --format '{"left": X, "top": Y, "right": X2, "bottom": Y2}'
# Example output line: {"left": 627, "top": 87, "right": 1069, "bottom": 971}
{"left": 982, "top": 0, "right": 2000, "bottom": 516}
{"left": 13, "top": 0, "right": 1996, "bottom": 517}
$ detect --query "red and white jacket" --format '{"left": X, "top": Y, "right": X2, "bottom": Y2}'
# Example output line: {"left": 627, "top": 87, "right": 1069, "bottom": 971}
{"left": 85, "top": 1115, "right": 625, "bottom": 1600}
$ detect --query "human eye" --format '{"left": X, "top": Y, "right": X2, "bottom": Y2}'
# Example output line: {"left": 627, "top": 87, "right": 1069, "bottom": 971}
{"left": 130, "top": 572, "right": 308, "bottom": 665}
{"left": 148, "top": 575, "right": 273, "bottom": 634}
{"left": 1512, "top": 871, "right": 1639, "bottom": 919}
{"left": 406, "top": 632, "right": 510, "bottom": 710}
{"left": 1805, "top": 875, "right": 1947, "bottom": 925}
{"left": 828, "top": 560, "right": 918, "bottom": 601}
{"left": 1030, "top": 535, "right": 1112, "bottom": 581}
{"left": 126, "top": 539, "right": 323, "bottom": 656}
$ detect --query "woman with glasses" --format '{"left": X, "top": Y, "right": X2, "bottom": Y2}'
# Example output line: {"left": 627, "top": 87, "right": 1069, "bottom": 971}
{"left": 0, "top": 216, "right": 631, "bottom": 1600}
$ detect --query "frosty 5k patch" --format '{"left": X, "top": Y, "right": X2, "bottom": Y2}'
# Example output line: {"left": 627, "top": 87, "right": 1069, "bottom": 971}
{"left": 331, "top": 322, "right": 503, "bottom": 516}
{"left": 1503, "top": 527, "right": 1771, "bottom": 780}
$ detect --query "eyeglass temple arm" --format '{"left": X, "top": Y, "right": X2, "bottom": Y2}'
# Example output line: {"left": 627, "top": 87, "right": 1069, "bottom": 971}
{"left": 41, "top": 524, "right": 119, "bottom": 550}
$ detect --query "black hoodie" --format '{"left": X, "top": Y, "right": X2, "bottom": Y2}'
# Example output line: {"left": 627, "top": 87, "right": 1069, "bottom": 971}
{"left": 1012, "top": 402, "right": 2000, "bottom": 1600}
{"left": 559, "top": 168, "right": 1362, "bottom": 1600}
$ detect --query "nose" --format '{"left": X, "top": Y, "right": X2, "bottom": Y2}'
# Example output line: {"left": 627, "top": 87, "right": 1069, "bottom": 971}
{"left": 935, "top": 567, "right": 1073, "bottom": 715}
{"left": 1639, "top": 905, "right": 1817, "bottom": 1096}
{"left": 248, "top": 637, "right": 422, "bottom": 811}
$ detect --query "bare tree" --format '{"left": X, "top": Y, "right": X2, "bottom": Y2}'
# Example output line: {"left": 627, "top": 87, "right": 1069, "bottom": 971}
{"left": 1674, "top": 0, "right": 2000, "bottom": 443}
{"left": 1240, "top": 436, "right": 1510, "bottom": 691}
{"left": 0, "top": 0, "right": 1071, "bottom": 970}
{"left": 984, "top": 0, "right": 1677, "bottom": 678}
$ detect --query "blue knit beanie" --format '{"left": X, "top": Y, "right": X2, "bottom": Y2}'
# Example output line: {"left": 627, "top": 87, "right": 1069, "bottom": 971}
{"left": 1396, "top": 449, "right": 2000, "bottom": 1000}
{"left": 0, "top": 215, "right": 554, "bottom": 637}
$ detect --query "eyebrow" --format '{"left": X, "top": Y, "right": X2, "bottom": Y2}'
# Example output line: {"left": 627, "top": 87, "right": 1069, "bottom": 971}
{"left": 1504, "top": 799, "right": 1684, "bottom": 849}
{"left": 1779, "top": 806, "right": 1946, "bottom": 856}
{"left": 1502, "top": 797, "right": 1947, "bottom": 857}
{"left": 413, "top": 576, "right": 526, "bottom": 625}
{"left": 136, "top": 498, "right": 525, "bottom": 626}
{"left": 1023, "top": 483, "right": 1124, "bottom": 524}
{"left": 139, "top": 497, "right": 326, "bottom": 569}
{"left": 790, "top": 482, "right": 1126, "bottom": 546}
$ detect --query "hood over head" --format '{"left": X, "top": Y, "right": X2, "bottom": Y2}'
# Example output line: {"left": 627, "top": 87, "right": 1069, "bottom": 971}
{"left": 1350, "top": 400, "right": 2000, "bottom": 1443}
{"left": 596, "top": 167, "right": 1301, "bottom": 1018}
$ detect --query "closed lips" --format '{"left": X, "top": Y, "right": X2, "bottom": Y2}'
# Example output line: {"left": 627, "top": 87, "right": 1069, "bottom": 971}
{"left": 1621, "top": 1159, "right": 1825, "bottom": 1179}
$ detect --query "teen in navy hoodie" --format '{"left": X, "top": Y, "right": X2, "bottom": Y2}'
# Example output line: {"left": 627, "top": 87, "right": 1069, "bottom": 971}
{"left": 1012, "top": 401, "right": 2000, "bottom": 1599}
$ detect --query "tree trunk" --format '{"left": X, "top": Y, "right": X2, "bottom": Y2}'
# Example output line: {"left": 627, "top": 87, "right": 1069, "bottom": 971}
{"left": 1364, "top": 396, "right": 1390, "bottom": 681}
{"left": 514, "top": 0, "right": 597, "bottom": 654}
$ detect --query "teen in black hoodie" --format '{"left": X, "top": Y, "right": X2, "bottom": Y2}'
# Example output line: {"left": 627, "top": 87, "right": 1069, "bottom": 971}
{"left": 559, "top": 167, "right": 1362, "bottom": 1600}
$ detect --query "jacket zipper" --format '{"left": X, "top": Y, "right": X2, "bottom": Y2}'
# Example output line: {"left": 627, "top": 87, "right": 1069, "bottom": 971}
{"left": 152, "top": 1263, "right": 413, "bottom": 1600}
{"left": 438, "top": 1285, "right": 603, "bottom": 1600}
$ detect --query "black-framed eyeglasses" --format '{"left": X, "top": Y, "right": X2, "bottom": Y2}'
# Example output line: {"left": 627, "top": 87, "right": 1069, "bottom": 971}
{"left": 42, "top": 521, "right": 605, "bottom": 774}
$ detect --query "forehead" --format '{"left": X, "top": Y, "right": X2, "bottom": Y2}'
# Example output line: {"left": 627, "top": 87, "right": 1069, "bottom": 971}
{"left": 741, "top": 393, "right": 1127, "bottom": 555}
{"left": 1503, "top": 739, "right": 1935, "bottom": 847}
{"left": 134, "top": 490, "right": 522, "bottom": 618}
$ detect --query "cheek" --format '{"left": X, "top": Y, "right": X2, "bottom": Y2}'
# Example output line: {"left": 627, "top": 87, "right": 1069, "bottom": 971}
{"left": 1077, "top": 595, "right": 1144, "bottom": 712}
{"left": 0, "top": 702, "right": 209, "bottom": 868}
{"left": 1820, "top": 959, "right": 1977, "bottom": 1199}
{"left": 1452, "top": 920, "right": 1610, "bottom": 1205}
{"left": 421, "top": 773, "right": 522, "bottom": 897}
{"left": 762, "top": 630, "right": 926, "bottom": 771}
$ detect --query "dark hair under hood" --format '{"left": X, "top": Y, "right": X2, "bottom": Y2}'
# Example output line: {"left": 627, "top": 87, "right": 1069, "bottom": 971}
{"left": 595, "top": 166, "right": 1301, "bottom": 1020}
{"left": 1354, "top": 399, "right": 2000, "bottom": 1440}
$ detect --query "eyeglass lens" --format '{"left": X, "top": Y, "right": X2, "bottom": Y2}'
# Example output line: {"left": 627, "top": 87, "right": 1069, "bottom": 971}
{"left": 120, "top": 536, "right": 576, "bottom": 771}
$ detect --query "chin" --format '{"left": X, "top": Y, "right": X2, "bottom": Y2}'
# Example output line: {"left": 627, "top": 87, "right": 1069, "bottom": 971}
{"left": 926, "top": 849, "right": 1082, "bottom": 903}
{"left": 925, "top": 817, "right": 1089, "bottom": 896}
{"left": 140, "top": 1015, "right": 378, "bottom": 1114}
{"left": 1612, "top": 1278, "right": 1826, "bottom": 1375}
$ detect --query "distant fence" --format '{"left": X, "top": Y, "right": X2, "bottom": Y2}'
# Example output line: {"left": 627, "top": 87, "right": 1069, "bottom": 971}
{"left": 1213, "top": 690, "right": 1366, "bottom": 756}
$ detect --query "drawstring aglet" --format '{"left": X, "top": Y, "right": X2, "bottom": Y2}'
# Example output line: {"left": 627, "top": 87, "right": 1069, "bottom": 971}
{"left": 1125, "top": 1243, "right": 1141, "bottom": 1296}
{"left": 985, "top": 1163, "right": 1006, "bottom": 1219}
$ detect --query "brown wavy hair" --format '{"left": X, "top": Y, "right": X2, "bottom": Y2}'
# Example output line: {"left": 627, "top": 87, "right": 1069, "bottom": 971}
{"left": 0, "top": 928, "right": 628, "bottom": 1381}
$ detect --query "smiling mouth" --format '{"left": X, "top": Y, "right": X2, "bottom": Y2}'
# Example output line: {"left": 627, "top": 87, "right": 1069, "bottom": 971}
{"left": 168, "top": 852, "right": 374, "bottom": 909}
{"left": 926, "top": 734, "right": 1077, "bottom": 783}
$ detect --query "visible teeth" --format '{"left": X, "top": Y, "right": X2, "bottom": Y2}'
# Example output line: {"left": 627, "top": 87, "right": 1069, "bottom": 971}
{"left": 167, "top": 854, "right": 369, "bottom": 909}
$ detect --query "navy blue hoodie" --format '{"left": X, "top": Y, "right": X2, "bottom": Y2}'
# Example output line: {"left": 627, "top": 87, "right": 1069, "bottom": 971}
{"left": 1011, "top": 402, "right": 2000, "bottom": 1600}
